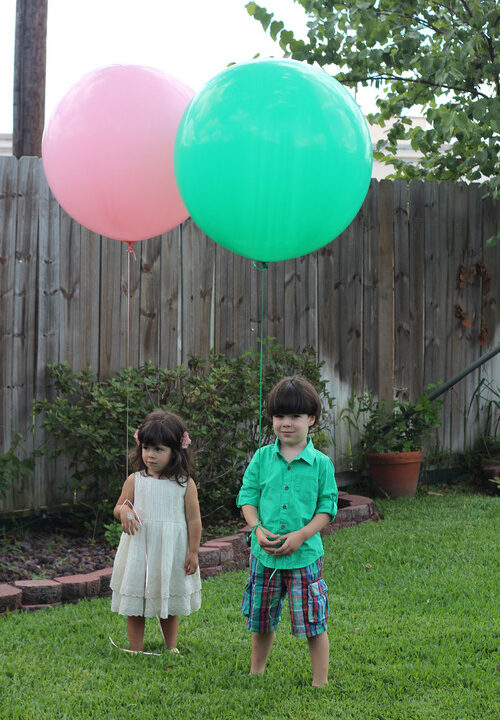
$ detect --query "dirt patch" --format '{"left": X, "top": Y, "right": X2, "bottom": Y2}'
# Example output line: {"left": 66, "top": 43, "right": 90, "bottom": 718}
{"left": 0, "top": 529, "right": 115, "bottom": 583}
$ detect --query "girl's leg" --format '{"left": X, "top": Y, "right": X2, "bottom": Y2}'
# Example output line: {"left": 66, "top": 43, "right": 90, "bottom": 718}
{"left": 251, "top": 631, "right": 275, "bottom": 674}
{"left": 307, "top": 631, "right": 329, "bottom": 686}
{"left": 159, "top": 615, "right": 179, "bottom": 649}
{"left": 127, "top": 616, "right": 146, "bottom": 652}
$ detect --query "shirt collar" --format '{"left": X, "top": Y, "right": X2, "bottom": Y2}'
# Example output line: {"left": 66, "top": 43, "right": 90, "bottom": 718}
{"left": 273, "top": 436, "right": 315, "bottom": 465}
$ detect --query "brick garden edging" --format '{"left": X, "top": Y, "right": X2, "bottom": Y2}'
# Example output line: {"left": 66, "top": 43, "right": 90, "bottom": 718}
{"left": 0, "top": 492, "right": 379, "bottom": 613}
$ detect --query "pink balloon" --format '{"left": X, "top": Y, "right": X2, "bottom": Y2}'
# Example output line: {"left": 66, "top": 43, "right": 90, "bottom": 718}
{"left": 42, "top": 65, "right": 194, "bottom": 242}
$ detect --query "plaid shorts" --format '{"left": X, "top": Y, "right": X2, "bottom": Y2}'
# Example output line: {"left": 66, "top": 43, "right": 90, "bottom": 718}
{"left": 241, "top": 554, "right": 329, "bottom": 638}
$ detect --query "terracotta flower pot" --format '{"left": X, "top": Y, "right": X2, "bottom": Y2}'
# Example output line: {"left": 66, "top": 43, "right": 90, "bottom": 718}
{"left": 365, "top": 450, "right": 423, "bottom": 498}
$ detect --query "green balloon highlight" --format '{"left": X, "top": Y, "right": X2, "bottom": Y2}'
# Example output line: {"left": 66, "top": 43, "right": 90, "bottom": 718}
{"left": 174, "top": 59, "right": 372, "bottom": 262}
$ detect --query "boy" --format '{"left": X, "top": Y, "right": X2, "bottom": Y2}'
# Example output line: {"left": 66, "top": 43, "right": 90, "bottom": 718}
{"left": 237, "top": 376, "right": 338, "bottom": 686}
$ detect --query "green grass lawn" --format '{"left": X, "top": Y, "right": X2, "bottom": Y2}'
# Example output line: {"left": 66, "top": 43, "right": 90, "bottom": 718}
{"left": 1, "top": 491, "right": 498, "bottom": 720}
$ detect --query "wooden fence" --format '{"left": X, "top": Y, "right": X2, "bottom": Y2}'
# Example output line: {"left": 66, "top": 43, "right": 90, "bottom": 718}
{"left": 1, "top": 156, "right": 499, "bottom": 514}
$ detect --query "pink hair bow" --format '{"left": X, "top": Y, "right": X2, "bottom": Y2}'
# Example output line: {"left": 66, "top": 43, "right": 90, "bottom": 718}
{"left": 133, "top": 429, "right": 140, "bottom": 446}
{"left": 181, "top": 431, "right": 191, "bottom": 449}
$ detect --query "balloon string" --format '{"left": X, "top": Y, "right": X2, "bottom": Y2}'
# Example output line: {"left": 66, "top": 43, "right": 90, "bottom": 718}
{"left": 252, "top": 262, "right": 268, "bottom": 450}
{"left": 127, "top": 241, "right": 137, "bottom": 260}
{"left": 109, "top": 499, "right": 166, "bottom": 657}
{"left": 114, "top": 243, "right": 169, "bottom": 656}
{"left": 126, "top": 247, "right": 131, "bottom": 483}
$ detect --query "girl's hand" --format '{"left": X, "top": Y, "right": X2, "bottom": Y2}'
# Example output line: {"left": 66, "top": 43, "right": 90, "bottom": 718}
{"left": 272, "top": 529, "right": 305, "bottom": 556}
{"left": 256, "top": 525, "right": 283, "bottom": 554}
{"left": 184, "top": 551, "right": 199, "bottom": 575}
{"left": 120, "top": 506, "right": 139, "bottom": 535}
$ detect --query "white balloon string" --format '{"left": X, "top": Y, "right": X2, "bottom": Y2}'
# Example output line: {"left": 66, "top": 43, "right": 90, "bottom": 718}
{"left": 109, "top": 498, "right": 167, "bottom": 656}
{"left": 125, "top": 246, "right": 131, "bottom": 482}
{"left": 110, "top": 243, "right": 167, "bottom": 656}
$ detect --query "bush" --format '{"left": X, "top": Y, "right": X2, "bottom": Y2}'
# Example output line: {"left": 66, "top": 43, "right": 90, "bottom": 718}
{"left": 0, "top": 433, "right": 42, "bottom": 500}
{"left": 34, "top": 340, "right": 334, "bottom": 523}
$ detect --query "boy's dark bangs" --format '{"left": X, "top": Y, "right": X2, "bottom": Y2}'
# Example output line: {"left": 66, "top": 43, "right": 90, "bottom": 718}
{"left": 271, "top": 386, "right": 314, "bottom": 416}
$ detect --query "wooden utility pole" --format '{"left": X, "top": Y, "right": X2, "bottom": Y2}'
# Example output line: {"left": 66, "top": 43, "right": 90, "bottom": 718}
{"left": 13, "top": 0, "right": 48, "bottom": 157}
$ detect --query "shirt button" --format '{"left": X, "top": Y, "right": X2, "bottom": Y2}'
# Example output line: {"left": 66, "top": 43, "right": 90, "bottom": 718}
{"left": 281, "top": 524, "right": 285, "bottom": 529}
{"left": 283, "top": 505, "right": 287, "bottom": 509}
{"left": 287, "top": 466, "right": 291, "bottom": 470}
{"left": 284, "top": 486, "right": 289, "bottom": 490}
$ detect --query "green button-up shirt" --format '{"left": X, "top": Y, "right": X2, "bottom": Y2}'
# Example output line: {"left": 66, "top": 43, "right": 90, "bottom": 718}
{"left": 236, "top": 437, "right": 338, "bottom": 569}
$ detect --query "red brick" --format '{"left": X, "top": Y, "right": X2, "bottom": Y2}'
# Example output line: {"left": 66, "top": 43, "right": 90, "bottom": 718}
{"left": 13, "top": 579, "right": 62, "bottom": 605}
{"left": 88, "top": 567, "right": 113, "bottom": 596}
{"left": 79, "top": 572, "right": 101, "bottom": 598}
{"left": 54, "top": 574, "right": 90, "bottom": 602}
{"left": 202, "top": 541, "right": 234, "bottom": 570}
{"left": 215, "top": 532, "right": 250, "bottom": 570}
{"left": 200, "top": 565, "right": 223, "bottom": 580}
{"left": 21, "top": 603, "right": 62, "bottom": 612}
{"left": 0, "top": 583, "right": 22, "bottom": 612}
{"left": 198, "top": 546, "right": 220, "bottom": 568}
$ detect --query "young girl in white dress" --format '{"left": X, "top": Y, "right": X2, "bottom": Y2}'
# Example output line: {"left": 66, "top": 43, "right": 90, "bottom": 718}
{"left": 110, "top": 410, "right": 202, "bottom": 652}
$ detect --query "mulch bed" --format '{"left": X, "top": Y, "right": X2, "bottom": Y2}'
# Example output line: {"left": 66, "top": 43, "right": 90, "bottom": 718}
{"left": 0, "top": 529, "right": 115, "bottom": 584}
{"left": 0, "top": 518, "right": 245, "bottom": 584}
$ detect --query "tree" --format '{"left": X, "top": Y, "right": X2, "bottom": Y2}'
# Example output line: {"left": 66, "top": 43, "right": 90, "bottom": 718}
{"left": 246, "top": 1, "right": 499, "bottom": 234}
{"left": 13, "top": 0, "right": 48, "bottom": 157}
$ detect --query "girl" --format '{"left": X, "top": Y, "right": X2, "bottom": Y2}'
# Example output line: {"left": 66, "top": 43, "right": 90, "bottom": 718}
{"left": 110, "top": 410, "right": 202, "bottom": 653}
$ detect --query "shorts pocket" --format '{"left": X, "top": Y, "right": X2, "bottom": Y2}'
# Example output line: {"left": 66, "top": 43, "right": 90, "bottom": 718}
{"left": 242, "top": 577, "right": 253, "bottom": 617}
{"left": 307, "top": 578, "right": 329, "bottom": 624}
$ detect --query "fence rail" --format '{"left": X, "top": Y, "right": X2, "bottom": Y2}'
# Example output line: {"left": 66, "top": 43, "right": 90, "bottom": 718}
{"left": 0, "top": 157, "right": 499, "bottom": 513}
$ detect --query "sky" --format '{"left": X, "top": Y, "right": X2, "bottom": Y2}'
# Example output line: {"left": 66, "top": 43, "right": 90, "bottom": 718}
{"left": 0, "top": 0, "right": 378, "bottom": 134}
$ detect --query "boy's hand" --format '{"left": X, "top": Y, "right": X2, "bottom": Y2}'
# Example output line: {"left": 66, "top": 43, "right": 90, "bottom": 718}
{"left": 256, "top": 525, "right": 283, "bottom": 554}
{"left": 272, "top": 529, "right": 305, "bottom": 556}
{"left": 184, "top": 551, "right": 199, "bottom": 575}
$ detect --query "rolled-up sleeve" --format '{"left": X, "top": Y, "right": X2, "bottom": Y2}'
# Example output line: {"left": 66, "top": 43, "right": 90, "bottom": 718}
{"left": 315, "top": 456, "right": 338, "bottom": 520}
{"left": 236, "top": 450, "right": 261, "bottom": 509}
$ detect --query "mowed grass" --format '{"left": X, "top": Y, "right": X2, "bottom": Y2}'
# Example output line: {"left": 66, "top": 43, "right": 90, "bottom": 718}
{"left": 1, "top": 491, "right": 498, "bottom": 720}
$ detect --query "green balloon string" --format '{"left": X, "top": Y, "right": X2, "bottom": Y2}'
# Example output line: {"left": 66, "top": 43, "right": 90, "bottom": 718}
{"left": 252, "top": 261, "right": 280, "bottom": 588}
{"left": 252, "top": 261, "right": 268, "bottom": 450}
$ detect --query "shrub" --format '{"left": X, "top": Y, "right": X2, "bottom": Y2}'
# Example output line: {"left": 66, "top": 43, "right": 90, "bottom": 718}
{"left": 0, "top": 433, "right": 39, "bottom": 500}
{"left": 34, "top": 340, "right": 334, "bottom": 523}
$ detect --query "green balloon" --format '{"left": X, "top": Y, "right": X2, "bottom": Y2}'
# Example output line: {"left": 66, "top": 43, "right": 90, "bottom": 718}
{"left": 174, "top": 59, "right": 372, "bottom": 262}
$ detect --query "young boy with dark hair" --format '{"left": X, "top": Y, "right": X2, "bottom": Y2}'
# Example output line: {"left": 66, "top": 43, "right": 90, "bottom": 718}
{"left": 237, "top": 376, "right": 338, "bottom": 687}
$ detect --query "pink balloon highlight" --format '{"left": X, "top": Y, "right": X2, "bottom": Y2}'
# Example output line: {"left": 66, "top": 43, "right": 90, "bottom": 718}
{"left": 42, "top": 65, "right": 194, "bottom": 242}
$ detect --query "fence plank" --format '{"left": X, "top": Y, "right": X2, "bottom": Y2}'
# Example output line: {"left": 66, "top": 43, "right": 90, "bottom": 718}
{"left": 448, "top": 183, "right": 472, "bottom": 452}
{"left": 408, "top": 181, "right": 426, "bottom": 399}
{"left": 317, "top": 234, "right": 344, "bottom": 464}
{"left": 159, "top": 226, "right": 181, "bottom": 368}
{"left": 423, "top": 181, "right": 441, "bottom": 387}
{"left": 264, "top": 261, "right": 285, "bottom": 345}
{"left": 284, "top": 252, "right": 318, "bottom": 352}
{"left": 11, "top": 158, "right": 39, "bottom": 509}
{"left": 181, "top": 220, "right": 215, "bottom": 361}
{"left": 34, "top": 163, "right": 60, "bottom": 507}
{"left": 99, "top": 238, "right": 127, "bottom": 375}
{"left": 139, "top": 235, "right": 162, "bottom": 366}
{"left": 214, "top": 245, "right": 233, "bottom": 355}
{"left": 0, "top": 157, "right": 18, "bottom": 453}
{"left": 394, "top": 179, "right": 410, "bottom": 400}
{"left": 481, "top": 192, "right": 500, "bottom": 435}
{"left": 362, "top": 179, "right": 378, "bottom": 394}
{"left": 0, "top": 157, "right": 19, "bottom": 513}
{"left": 233, "top": 253, "right": 258, "bottom": 355}
{"left": 377, "top": 179, "right": 394, "bottom": 401}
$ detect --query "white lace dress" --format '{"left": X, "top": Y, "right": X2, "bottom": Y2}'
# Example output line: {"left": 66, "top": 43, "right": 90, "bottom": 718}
{"left": 110, "top": 472, "right": 202, "bottom": 618}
